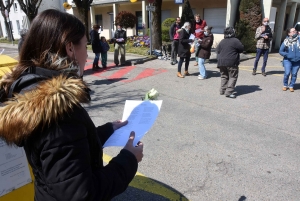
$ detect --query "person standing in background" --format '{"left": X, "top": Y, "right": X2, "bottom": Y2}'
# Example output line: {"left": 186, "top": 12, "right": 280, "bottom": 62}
{"left": 253, "top": 18, "right": 273, "bottom": 76}
{"left": 169, "top": 17, "right": 181, "bottom": 65}
{"left": 196, "top": 26, "right": 214, "bottom": 80}
{"left": 18, "top": 29, "right": 28, "bottom": 53}
{"left": 216, "top": 27, "right": 244, "bottom": 98}
{"left": 90, "top": 24, "right": 102, "bottom": 71}
{"left": 177, "top": 22, "right": 194, "bottom": 78}
{"left": 192, "top": 14, "right": 207, "bottom": 66}
{"left": 279, "top": 28, "right": 300, "bottom": 92}
{"left": 100, "top": 36, "right": 110, "bottom": 69}
{"left": 114, "top": 25, "right": 127, "bottom": 66}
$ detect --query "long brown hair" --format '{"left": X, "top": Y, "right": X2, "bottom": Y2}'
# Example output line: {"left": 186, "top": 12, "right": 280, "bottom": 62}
{"left": 1, "top": 9, "right": 85, "bottom": 93}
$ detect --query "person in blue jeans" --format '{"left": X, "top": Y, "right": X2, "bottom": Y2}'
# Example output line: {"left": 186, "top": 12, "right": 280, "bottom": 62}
{"left": 253, "top": 18, "right": 273, "bottom": 76}
{"left": 279, "top": 27, "right": 300, "bottom": 92}
{"left": 100, "top": 36, "right": 110, "bottom": 68}
{"left": 196, "top": 26, "right": 213, "bottom": 79}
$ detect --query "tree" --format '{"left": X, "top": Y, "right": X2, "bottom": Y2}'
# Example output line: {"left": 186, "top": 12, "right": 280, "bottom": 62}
{"left": 17, "top": 0, "right": 43, "bottom": 23}
{"left": 235, "top": 0, "right": 261, "bottom": 52}
{"left": 180, "top": 0, "right": 194, "bottom": 30}
{"left": 115, "top": 11, "right": 136, "bottom": 29}
{"left": 73, "top": 0, "right": 93, "bottom": 42}
{"left": 151, "top": 0, "right": 162, "bottom": 50}
{"left": 0, "top": 0, "right": 14, "bottom": 41}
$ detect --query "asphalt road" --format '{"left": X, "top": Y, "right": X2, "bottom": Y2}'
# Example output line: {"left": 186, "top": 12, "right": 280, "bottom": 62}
{"left": 1, "top": 44, "right": 300, "bottom": 201}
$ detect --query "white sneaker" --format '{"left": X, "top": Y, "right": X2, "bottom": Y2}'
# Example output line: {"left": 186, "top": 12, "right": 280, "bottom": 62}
{"left": 198, "top": 75, "right": 205, "bottom": 80}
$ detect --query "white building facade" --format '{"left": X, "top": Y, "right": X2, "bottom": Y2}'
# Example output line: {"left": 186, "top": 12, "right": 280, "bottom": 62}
{"left": 0, "top": 0, "right": 66, "bottom": 39}
{"left": 1, "top": 0, "right": 300, "bottom": 49}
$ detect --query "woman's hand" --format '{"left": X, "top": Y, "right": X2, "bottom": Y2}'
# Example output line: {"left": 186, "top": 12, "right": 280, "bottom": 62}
{"left": 124, "top": 131, "right": 143, "bottom": 163}
{"left": 112, "top": 120, "right": 128, "bottom": 131}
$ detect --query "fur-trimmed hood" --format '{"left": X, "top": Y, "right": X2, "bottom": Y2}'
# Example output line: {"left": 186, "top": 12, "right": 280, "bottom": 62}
{"left": 0, "top": 75, "right": 90, "bottom": 145}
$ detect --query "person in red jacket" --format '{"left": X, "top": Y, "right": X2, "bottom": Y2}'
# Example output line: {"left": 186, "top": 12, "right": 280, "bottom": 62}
{"left": 193, "top": 14, "right": 207, "bottom": 66}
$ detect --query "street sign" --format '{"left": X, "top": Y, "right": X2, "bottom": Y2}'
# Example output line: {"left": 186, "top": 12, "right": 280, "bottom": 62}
{"left": 146, "top": 5, "right": 155, "bottom": 12}
{"left": 174, "top": 0, "right": 184, "bottom": 4}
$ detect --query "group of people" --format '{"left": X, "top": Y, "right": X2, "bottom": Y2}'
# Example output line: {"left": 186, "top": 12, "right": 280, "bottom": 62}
{"left": 0, "top": 9, "right": 143, "bottom": 200}
{"left": 169, "top": 14, "right": 300, "bottom": 98}
{"left": 90, "top": 24, "right": 127, "bottom": 71}
{"left": 169, "top": 14, "right": 243, "bottom": 98}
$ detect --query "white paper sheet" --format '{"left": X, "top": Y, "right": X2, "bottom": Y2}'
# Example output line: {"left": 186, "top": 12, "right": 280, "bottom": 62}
{"left": 0, "top": 140, "right": 32, "bottom": 197}
{"left": 189, "top": 34, "right": 195, "bottom": 40}
{"left": 103, "top": 100, "right": 162, "bottom": 147}
{"left": 195, "top": 28, "right": 202, "bottom": 33}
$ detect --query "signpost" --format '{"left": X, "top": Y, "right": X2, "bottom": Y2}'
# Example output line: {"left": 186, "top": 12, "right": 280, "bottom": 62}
{"left": 146, "top": 1, "right": 155, "bottom": 55}
{"left": 174, "top": 0, "right": 184, "bottom": 4}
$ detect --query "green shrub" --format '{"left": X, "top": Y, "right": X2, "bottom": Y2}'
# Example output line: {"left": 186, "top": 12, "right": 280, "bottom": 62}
{"left": 162, "top": 18, "right": 176, "bottom": 28}
{"left": 161, "top": 26, "right": 170, "bottom": 42}
{"left": 115, "top": 11, "right": 136, "bottom": 29}
{"left": 235, "top": 0, "right": 261, "bottom": 52}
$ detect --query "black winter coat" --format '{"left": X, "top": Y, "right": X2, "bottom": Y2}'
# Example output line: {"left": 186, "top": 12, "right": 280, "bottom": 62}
{"left": 178, "top": 29, "right": 193, "bottom": 58}
{"left": 90, "top": 30, "right": 102, "bottom": 53}
{"left": 216, "top": 37, "right": 244, "bottom": 67}
{"left": 0, "top": 68, "right": 138, "bottom": 201}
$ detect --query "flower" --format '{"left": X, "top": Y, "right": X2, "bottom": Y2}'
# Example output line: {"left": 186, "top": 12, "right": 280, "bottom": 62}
{"left": 144, "top": 88, "right": 159, "bottom": 100}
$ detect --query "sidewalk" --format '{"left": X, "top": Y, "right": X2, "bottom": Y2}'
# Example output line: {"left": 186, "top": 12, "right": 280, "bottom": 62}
{"left": 0, "top": 42, "right": 256, "bottom": 65}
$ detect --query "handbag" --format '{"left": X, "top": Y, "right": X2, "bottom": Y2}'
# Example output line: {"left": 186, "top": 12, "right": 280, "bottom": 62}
{"left": 190, "top": 43, "right": 195, "bottom": 53}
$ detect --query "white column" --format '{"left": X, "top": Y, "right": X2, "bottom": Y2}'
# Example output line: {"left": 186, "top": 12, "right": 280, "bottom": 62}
{"left": 261, "top": 0, "right": 273, "bottom": 18}
{"left": 275, "top": 0, "right": 287, "bottom": 49}
{"left": 225, "top": 0, "right": 239, "bottom": 27}
{"left": 90, "top": 6, "right": 95, "bottom": 27}
{"left": 142, "top": 0, "right": 147, "bottom": 35}
{"left": 287, "top": 2, "right": 297, "bottom": 29}
{"left": 113, "top": 3, "right": 119, "bottom": 30}
{"left": 179, "top": 4, "right": 183, "bottom": 17}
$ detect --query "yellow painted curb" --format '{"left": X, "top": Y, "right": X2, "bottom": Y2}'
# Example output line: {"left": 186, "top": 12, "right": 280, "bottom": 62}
{"left": 103, "top": 153, "right": 190, "bottom": 201}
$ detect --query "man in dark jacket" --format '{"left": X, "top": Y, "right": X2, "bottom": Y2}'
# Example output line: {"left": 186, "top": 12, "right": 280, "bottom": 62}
{"left": 169, "top": 17, "right": 181, "bottom": 65}
{"left": 90, "top": 24, "right": 102, "bottom": 70}
{"left": 196, "top": 26, "right": 213, "bottom": 79}
{"left": 114, "top": 25, "right": 127, "bottom": 66}
{"left": 216, "top": 27, "right": 244, "bottom": 98}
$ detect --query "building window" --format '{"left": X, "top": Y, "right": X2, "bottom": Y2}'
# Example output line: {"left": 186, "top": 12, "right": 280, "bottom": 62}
{"left": 14, "top": 3, "right": 18, "bottom": 12}
{"left": 16, "top": 20, "right": 20, "bottom": 34}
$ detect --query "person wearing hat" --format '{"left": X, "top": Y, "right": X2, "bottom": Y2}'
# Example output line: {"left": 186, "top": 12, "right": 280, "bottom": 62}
{"left": 196, "top": 26, "right": 213, "bottom": 79}
{"left": 216, "top": 27, "right": 244, "bottom": 98}
{"left": 90, "top": 24, "right": 102, "bottom": 70}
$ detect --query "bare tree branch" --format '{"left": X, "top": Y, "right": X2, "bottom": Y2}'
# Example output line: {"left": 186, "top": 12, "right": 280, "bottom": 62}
{"left": 17, "top": 0, "right": 43, "bottom": 23}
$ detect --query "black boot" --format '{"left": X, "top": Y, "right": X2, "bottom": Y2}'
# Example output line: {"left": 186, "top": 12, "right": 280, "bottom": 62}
{"left": 92, "top": 63, "right": 99, "bottom": 71}
{"left": 95, "top": 64, "right": 101, "bottom": 69}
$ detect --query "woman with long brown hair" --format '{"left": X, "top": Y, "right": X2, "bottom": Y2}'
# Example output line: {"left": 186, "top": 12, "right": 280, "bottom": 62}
{"left": 0, "top": 9, "right": 143, "bottom": 201}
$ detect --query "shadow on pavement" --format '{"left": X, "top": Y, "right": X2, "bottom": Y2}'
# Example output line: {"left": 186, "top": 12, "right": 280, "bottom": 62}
{"left": 235, "top": 85, "right": 262, "bottom": 96}
{"left": 112, "top": 175, "right": 189, "bottom": 201}
{"left": 266, "top": 70, "right": 284, "bottom": 75}
{"left": 89, "top": 78, "right": 128, "bottom": 86}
